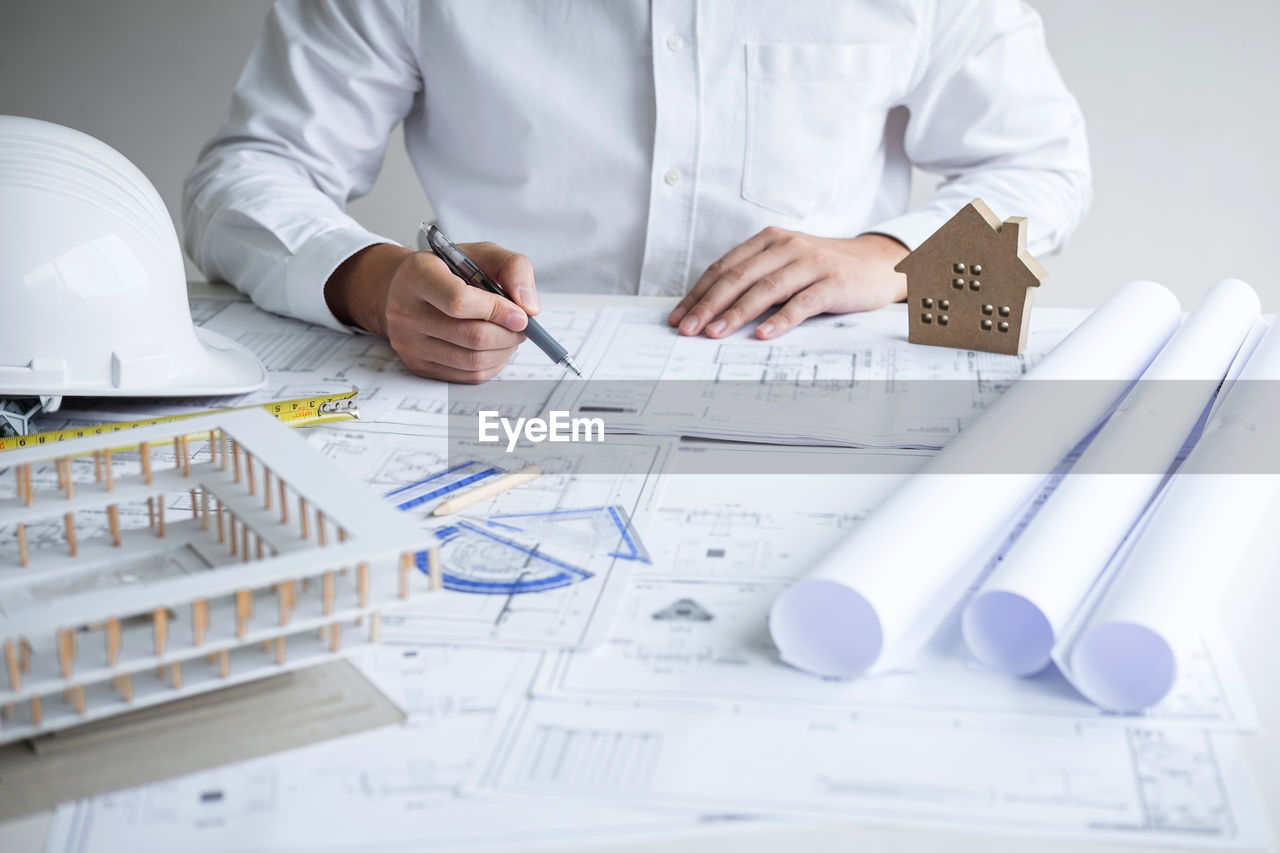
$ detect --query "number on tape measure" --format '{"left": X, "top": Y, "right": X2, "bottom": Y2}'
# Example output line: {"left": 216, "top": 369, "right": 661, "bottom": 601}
{"left": 0, "top": 390, "right": 358, "bottom": 452}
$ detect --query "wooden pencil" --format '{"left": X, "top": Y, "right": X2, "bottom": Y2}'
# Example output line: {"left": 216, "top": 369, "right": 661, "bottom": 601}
{"left": 431, "top": 465, "right": 540, "bottom": 516}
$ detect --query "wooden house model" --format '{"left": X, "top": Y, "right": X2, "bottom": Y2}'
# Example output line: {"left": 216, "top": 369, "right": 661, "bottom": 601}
{"left": 894, "top": 199, "right": 1047, "bottom": 355}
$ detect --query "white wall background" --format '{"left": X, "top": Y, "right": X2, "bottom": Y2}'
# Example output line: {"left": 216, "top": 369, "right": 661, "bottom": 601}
{"left": 2, "top": 0, "right": 1276, "bottom": 310}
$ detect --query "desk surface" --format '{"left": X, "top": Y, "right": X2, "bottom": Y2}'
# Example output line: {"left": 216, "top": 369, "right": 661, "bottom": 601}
{"left": 2, "top": 287, "right": 1276, "bottom": 853}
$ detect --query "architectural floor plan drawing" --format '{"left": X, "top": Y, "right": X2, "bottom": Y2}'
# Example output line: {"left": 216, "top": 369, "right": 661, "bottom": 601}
{"left": 588, "top": 302, "right": 1074, "bottom": 392}
{"left": 531, "top": 443, "right": 1258, "bottom": 730}
{"left": 46, "top": 645, "right": 723, "bottom": 853}
{"left": 427, "top": 520, "right": 593, "bottom": 595}
{"left": 425, "top": 505, "right": 648, "bottom": 595}
{"left": 23, "top": 294, "right": 1274, "bottom": 852}
{"left": 551, "top": 306, "right": 1095, "bottom": 448}
{"left": 48, "top": 296, "right": 620, "bottom": 431}
{"left": 468, "top": 697, "right": 1268, "bottom": 850}
{"left": 533, "top": 578, "right": 1256, "bottom": 729}
{"left": 485, "top": 506, "right": 649, "bottom": 563}
{"left": 48, "top": 297, "right": 1095, "bottom": 452}
{"left": 193, "top": 297, "right": 614, "bottom": 426}
{"left": 304, "top": 423, "right": 675, "bottom": 648}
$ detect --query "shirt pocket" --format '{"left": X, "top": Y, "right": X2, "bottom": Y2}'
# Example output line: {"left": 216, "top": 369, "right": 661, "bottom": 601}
{"left": 742, "top": 42, "right": 900, "bottom": 220}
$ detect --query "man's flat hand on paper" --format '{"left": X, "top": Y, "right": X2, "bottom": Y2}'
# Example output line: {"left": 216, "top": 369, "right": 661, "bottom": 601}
{"left": 668, "top": 229, "right": 909, "bottom": 340}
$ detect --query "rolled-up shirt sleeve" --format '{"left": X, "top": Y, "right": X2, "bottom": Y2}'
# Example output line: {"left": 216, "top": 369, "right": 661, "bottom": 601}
{"left": 868, "top": 0, "right": 1092, "bottom": 257}
{"left": 183, "top": 0, "right": 420, "bottom": 332}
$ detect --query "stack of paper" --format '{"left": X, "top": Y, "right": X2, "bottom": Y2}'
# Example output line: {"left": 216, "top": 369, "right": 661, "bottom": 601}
{"left": 550, "top": 306, "right": 1092, "bottom": 448}
{"left": 769, "top": 280, "right": 1185, "bottom": 677}
{"left": 964, "top": 279, "right": 1263, "bottom": 694}
{"left": 771, "top": 279, "right": 1277, "bottom": 717}
{"left": 23, "top": 285, "right": 1275, "bottom": 852}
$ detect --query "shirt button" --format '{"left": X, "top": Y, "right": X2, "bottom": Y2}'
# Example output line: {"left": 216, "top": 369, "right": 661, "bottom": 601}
{"left": 666, "top": 34, "right": 684, "bottom": 52}
{"left": 664, "top": 168, "right": 681, "bottom": 186}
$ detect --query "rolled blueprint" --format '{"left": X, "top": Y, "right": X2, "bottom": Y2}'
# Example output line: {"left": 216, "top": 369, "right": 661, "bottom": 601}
{"left": 769, "top": 280, "right": 1183, "bottom": 679}
{"left": 1055, "top": 313, "right": 1280, "bottom": 712}
{"left": 961, "top": 279, "right": 1261, "bottom": 676}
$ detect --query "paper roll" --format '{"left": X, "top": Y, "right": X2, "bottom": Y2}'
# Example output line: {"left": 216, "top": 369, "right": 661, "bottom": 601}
{"left": 769, "top": 280, "right": 1183, "bottom": 679}
{"left": 962, "top": 279, "right": 1260, "bottom": 676}
{"left": 1057, "top": 312, "right": 1280, "bottom": 712}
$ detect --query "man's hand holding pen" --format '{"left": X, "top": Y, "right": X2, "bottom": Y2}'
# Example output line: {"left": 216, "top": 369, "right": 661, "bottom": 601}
{"left": 325, "top": 226, "right": 909, "bottom": 384}
{"left": 325, "top": 240, "right": 540, "bottom": 384}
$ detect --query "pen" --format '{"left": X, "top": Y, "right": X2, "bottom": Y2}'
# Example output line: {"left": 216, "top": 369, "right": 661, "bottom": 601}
{"left": 420, "top": 223, "right": 583, "bottom": 376}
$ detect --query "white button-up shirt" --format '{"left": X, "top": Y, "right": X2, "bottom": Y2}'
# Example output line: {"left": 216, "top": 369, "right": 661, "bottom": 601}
{"left": 185, "top": 0, "right": 1090, "bottom": 333}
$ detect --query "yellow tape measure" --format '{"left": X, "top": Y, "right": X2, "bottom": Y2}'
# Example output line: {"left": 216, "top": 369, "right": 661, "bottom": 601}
{"left": 0, "top": 390, "right": 359, "bottom": 452}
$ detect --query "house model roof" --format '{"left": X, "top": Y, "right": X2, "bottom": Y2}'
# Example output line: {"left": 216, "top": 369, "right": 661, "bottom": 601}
{"left": 897, "top": 198, "right": 1048, "bottom": 285}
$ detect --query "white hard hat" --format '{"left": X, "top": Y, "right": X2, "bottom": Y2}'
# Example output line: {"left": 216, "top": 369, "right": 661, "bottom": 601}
{"left": 0, "top": 115, "right": 265, "bottom": 400}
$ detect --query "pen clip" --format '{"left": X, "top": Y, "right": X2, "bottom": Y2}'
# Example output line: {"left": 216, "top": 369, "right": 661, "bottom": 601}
{"left": 420, "top": 224, "right": 453, "bottom": 270}
{"left": 420, "top": 223, "right": 494, "bottom": 292}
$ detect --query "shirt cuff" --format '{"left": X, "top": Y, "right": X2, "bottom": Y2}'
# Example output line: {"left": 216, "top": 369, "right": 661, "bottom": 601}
{"left": 285, "top": 226, "right": 398, "bottom": 333}
{"left": 862, "top": 206, "right": 960, "bottom": 253}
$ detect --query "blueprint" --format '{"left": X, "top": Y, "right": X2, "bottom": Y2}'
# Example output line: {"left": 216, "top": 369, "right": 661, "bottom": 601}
{"left": 27, "top": 298, "right": 1272, "bottom": 851}
{"left": 50, "top": 299, "right": 1089, "bottom": 450}
{"left": 46, "top": 645, "right": 729, "bottom": 853}
{"left": 535, "top": 580, "right": 1256, "bottom": 728}
{"left": 304, "top": 422, "right": 675, "bottom": 648}
{"left": 533, "top": 443, "right": 1259, "bottom": 729}
{"left": 52, "top": 295, "right": 617, "bottom": 428}
{"left": 50, "top": 641, "right": 1265, "bottom": 852}
{"left": 192, "top": 296, "right": 612, "bottom": 426}
{"left": 550, "top": 306, "right": 1093, "bottom": 447}
{"left": 468, "top": 697, "right": 1268, "bottom": 850}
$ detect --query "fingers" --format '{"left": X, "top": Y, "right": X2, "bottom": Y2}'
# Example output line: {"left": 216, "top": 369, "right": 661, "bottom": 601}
{"left": 461, "top": 241, "right": 540, "bottom": 315}
{"left": 401, "top": 333, "right": 520, "bottom": 378}
{"left": 404, "top": 255, "right": 527, "bottom": 333}
{"left": 384, "top": 250, "right": 532, "bottom": 384}
{"left": 668, "top": 230, "right": 909, "bottom": 341}
{"left": 390, "top": 307, "right": 525, "bottom": 352}
{"left": 387, "top": 289, "right": 526, "bottom": 357}
{"left": 702, "top": 259, "right": 817, "bottom": 338}
{"left": 675, "top": 245, "right": 802, "bottom": 337}
{"left": 668, "top": 228, "right": 778, "bottom": 327}
{"left": 755, "top": 281, "right": 839, "bottom": 340}
{"left": 402, "top": 357, "right": 511, "bottom": 385}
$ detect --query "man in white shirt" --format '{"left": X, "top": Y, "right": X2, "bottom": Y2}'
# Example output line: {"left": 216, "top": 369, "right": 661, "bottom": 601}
{"left": 186, "top": 0, "right": 1090, "bottom": 383}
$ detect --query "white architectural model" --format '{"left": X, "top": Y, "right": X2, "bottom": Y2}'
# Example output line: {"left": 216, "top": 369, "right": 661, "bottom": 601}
{"left": 0, "top": 409, "right": 441, "bottom": 743}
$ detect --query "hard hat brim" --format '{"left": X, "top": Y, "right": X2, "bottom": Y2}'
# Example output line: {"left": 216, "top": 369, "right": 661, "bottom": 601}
{"left": 0, "top": 328, "right": 267, "bottom": 398}
{"left": 178, "top": 327, "right": 270, "bottom": 396}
